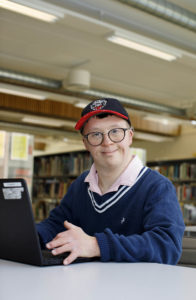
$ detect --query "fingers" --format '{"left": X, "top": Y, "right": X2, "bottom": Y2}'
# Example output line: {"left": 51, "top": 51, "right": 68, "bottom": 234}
{"left": 64, "top": 220, "right": 75, "bottom": 230}
{"left": 46, "top": 235, "right": 68, "bottom": 250}
{"left": 51, "top": 243, "right": 80, "bottom": 266}
{"left": 51, "top": 243, "right": 71, "bottom": 256}
{"left": 46, "top": 227, "right": 71, "bottom": 249}
{"left": 63, "top": 252, "right": 78, "bottom": 265}
{"left": 47, "top": 239, "right": 79, "bottom": 265}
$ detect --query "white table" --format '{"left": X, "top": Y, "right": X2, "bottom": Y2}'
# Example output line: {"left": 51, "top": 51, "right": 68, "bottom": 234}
{"left": 0, "top": 259, "right": 195, "bottom": 300}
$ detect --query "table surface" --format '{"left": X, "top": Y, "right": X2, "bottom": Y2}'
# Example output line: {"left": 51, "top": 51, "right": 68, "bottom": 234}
{"left": 0, "top": 259, "right": 195, "bottom": 300}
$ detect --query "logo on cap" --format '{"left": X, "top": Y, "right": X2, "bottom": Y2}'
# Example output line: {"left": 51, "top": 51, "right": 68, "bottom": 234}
{"left": 90, "top": 99, "right": 107, "bottom": 111}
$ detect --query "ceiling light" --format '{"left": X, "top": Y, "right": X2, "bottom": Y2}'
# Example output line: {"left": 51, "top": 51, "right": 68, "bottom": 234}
{"left": 0, "top": 87, "right": 46, "bottom": 100}
{"left": 134, "top": 132, "right": 174, "bottom": 142}
{"left": 107, "top": 32, "right": 182, "bottom": 61}
{"left": 143, "top": 115, "right": 170, "bottom": 125}
{"left": 0, "top": 83, "right": 47, "bottom": 100}
{"left": 74, "top": 101, "right": 89, "bottom": 108}
{"left": 22, "top": 117, "right": 66, "bottom": 127}
{"left": 0, "top": 0, "right": 64, "bottom": 22}
{"left": 22, "top": 116, "right": 76, "bottom": 128}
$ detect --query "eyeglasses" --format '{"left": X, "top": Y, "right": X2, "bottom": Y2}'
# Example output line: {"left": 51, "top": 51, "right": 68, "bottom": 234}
{"left": 83, "top": 127, "right": 131, "bottom": 146}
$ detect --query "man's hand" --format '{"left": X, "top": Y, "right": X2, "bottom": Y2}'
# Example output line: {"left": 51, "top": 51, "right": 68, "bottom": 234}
{"left": 46, "top": 221, "right": 100, "bottom": 265}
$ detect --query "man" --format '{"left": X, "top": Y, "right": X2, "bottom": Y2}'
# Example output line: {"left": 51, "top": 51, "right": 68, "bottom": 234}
{"left": 36, "top": 98, "right": 185, "bottom": 265}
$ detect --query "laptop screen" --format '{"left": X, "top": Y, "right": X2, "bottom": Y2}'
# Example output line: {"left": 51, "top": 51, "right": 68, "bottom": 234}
{"left": 0, "top": 178, "right": 43, "bottom": 265}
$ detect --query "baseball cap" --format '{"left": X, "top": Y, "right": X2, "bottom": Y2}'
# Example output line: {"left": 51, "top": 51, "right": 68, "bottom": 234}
{"left": 75, "top": 98, "right": 131, "bottom": 130}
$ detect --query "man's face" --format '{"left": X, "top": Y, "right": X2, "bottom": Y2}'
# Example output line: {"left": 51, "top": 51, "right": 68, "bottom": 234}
{"left": 82, "top": 115, "right": 133, "bottom": 169}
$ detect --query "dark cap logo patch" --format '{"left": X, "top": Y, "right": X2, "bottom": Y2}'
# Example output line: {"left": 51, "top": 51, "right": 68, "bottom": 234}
{"left": 90, "top": 99, "right": 107, "bottom": 111}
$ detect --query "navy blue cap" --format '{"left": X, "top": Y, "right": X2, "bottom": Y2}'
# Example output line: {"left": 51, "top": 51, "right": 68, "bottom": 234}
{"left": 75, "top": 98, "right": 131, "bottom": 130}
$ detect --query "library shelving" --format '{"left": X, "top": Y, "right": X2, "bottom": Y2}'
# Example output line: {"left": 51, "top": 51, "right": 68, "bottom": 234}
{"left": 147, "top": 158, "right": 196, "bottom": 225}
{"left": 32, "top": 150, "right": 93, "bottom": 221}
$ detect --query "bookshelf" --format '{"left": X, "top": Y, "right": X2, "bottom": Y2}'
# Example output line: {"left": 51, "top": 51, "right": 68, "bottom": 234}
{"left": 32, "top": 150, "right": 93, "bottom": 221}
{"left": 147, "top": 158, "right": 196, "bottom": 225}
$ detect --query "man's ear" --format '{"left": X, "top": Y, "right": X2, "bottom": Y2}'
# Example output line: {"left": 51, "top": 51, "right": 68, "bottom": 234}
{"left": 82, "top": 136, "right": 86, "bottom": 145}
{"left": 82, "top": 137, "right": 88, "bottom": 150}
{"left": 130, "top": 128, "right": 134, "bottom": 137}
{"left": 128, "top": 128, "right": 134, "bottom": 146}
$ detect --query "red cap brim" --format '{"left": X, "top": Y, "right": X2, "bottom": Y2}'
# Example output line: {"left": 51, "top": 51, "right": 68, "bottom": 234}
{"left": 75, "top": 109, "right": 129, "bottom": 130}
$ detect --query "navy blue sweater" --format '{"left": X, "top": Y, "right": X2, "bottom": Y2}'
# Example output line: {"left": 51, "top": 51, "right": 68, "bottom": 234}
{"left": 36, "top": 168, "right": 185, "bottom": 264}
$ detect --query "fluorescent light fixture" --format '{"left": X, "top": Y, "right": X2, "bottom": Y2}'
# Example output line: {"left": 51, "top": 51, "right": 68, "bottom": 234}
{"left": 143, "top": 115, "right": 170, "bottom": 125}
{"left": 0, "top": 0, "right": 64, "bottom": 22}
{"left": 0, "top": 88, "right": 46, "bottom": 100}
{"left": 107, "top": 32, "right": 182, "bottom": 61}
{"left": 22, "top": 116, "right": 75, "bottom": 128}
{"left": 134, "top": 131, "right": 174, "bottom": 142}
{"left": 0, "top": 83, "right": 47, "bottom": 100}
{"left": 191, "top": 120, "right": 196, "bottom": 126}
{"left": 22, "top": 116, "right": 66, "bottom": 127}
{"left": 74, "top": 101, "right": 90, "bottom": 108}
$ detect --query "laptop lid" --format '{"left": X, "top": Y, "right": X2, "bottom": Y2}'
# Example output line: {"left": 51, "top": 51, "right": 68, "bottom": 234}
{"left": 0, "top": 178, "right": 43, "bottom": 266}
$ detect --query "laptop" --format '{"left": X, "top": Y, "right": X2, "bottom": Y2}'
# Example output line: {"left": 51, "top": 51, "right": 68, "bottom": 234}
{"left": 0, "top": 178, "right": 97, "bottom": 266}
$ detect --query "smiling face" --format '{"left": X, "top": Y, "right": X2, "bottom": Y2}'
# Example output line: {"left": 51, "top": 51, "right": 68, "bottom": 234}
{"left": 82, "top": 115, "right": 134, "bottom": 171}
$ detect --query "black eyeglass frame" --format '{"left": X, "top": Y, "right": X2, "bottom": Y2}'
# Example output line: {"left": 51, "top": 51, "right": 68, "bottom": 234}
{"left": 83, "top": 127, "right": 133, "bottom": 146}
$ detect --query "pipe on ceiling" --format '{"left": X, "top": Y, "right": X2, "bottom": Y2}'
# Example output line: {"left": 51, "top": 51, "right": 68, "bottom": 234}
{"left": 116, "top": 0, "right": 196, "bottom": 32}
{"left": 83, "top": 89, "right": 186, "bottom": 117}
{"left": 0, "top": 68, "right": 186, "bottom": 118}
{"left": 55, "top": 0, "right": 196, "bottom": 32}
{"left": 0, "top": 69, "right": 61, "bottom": 89}
{"left": 52, "top": 0, "right": 196, "bottom": 53}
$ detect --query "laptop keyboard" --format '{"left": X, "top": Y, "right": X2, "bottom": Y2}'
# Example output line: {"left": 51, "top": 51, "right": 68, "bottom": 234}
{"left": 42, "top": 250, "right": 70, "bottom": 266}
{"left": 41, "top": 250, "right": 98, "bottom": 266}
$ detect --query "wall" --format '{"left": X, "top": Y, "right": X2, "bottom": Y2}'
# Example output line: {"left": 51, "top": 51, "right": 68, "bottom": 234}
{"left": 133, "top": 124, "right": 196, "bottom": 162}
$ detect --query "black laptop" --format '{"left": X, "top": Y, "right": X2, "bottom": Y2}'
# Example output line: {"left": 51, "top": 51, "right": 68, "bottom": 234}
{"left": 0, "top": 178, "right": 96, "bottom": 266}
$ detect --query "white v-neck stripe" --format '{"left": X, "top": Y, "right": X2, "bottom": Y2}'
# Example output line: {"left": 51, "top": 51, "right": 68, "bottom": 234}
{"left": 88, "top": 167, "right": 148, "bottom": 213}
{"left": 88, "top": 185, "right": 127, "bottom": 209}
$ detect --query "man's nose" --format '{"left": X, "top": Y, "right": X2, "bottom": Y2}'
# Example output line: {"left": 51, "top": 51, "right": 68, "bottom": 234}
{"left": 101, "top": 133, "right": 112, "bottom": 145}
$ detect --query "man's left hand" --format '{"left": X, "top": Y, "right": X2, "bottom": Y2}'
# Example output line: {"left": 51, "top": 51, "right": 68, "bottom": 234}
{"left": 46, "top": 220, "right": 100, "bottom": 265}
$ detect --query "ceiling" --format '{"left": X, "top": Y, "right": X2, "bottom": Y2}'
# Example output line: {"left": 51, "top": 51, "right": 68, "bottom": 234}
{"left": 0, "top": 0, "right": 196, "bottom": 149}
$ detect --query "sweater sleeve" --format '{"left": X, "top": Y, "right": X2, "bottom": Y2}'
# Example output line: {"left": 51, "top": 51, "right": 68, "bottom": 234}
{"left": 95, "top": 180, "right": 185, "bottom": 265}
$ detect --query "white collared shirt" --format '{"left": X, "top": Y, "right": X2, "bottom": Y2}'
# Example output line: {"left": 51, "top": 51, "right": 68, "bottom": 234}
{"left": 84, "top": 155, "right": 144, "bottom": 195}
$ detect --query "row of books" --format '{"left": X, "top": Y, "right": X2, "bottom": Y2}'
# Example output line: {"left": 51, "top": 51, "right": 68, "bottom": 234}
{"left": 153, "top": 163, "right": 196, "bottom": 180}
{"left": 175, "top": 184, "right": 196, "bottom": 202}
{"left": 34, "top": 152, "right": 93, "bottom": 177}
{"left": 33, "top": 178, "right": 72, "bottom": 200}
{"left": 34, "top": 198, "right": 60, "bottom": 221}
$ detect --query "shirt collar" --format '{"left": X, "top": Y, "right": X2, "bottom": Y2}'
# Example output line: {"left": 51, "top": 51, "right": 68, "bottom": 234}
{"left": 84, "top": 155, "right": 144, "bottom": 195}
